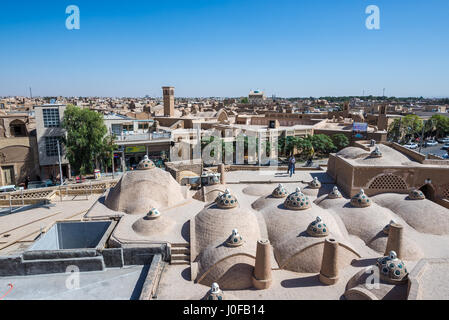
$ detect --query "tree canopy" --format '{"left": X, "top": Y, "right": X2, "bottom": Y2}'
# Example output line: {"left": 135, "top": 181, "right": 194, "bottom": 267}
{"left": 62, "top": 105, "right": 116, "bottom": 175}
{"left": 387, "top": 114, "right": 423, "bottom": 144}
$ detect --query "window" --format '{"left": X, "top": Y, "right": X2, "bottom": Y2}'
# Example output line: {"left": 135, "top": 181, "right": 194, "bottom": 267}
{"left": 138, "top": 123, "right": 149, "bottom": 130}
{"left": 45, "top": 137, "right": 62, "bottom": 157}
{"left": 43, "top": 108, "right": 60, "bottom": 127}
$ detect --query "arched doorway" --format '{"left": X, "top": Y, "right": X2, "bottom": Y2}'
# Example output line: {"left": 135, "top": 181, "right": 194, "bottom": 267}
{"left": 419, "top": 184, "right": 436, "bottom": 201}
{"left": 9, "top": 119, "right": 27, "bottom": 137}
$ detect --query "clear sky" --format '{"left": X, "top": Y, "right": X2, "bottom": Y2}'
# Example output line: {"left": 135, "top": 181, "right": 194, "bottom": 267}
{"left": 0, "top": 0, "right": 448, "bottom": 98}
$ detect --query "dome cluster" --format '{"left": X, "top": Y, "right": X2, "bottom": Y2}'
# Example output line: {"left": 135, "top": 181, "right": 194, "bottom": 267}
{"left": 307, "top": 216, "right": 329, "bottom": 237}
{"left": 376, "top": 251, "right": 408, "bottom": 284}
{"left": 409, "top": 189, "right": 425, "bottom": 200}
{"left": 284, "top": 188, "right": 311, "bottom": 210}
{"left": 350, "top": 189, "right": 371, "bottom": 208}
{"left": 272, "top": 184, "right": 288, "bottom": 198}
{"left": 308, "top": 177, "right": 322, "bottom": 189}
{"left": 328, "top": 186, "right": 342, "bottom": 199}
{"left": 137, "top": 155, "right": 155, "bottom": 170}
{"left": 145, "top": 208, "right": 161, "bottom": 220}
{"left": 226, "top": 229, "right": 244, "bottom": 247}
{"left": 216, "top": 189, "right": 238, "bottom": 209}
{"left": 206, "top": 283, "right": 224, "bottom": 300}
{"left": 370, "top": 146, "right": 383, "bottom": 158}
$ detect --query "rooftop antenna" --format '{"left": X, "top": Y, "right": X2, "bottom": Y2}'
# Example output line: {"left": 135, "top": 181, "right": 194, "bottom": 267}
{"left": 29, "top": 87, "right": 33, "bottom": 99}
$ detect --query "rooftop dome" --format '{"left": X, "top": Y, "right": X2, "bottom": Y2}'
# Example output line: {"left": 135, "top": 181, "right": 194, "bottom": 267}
{"left": 382, "top": 219, "right": 397, "bottom": 235}
{"left": 409, "top": 189, "right": 425, "bottom": 200}
{"left": 350, "top": 189, "right": 371, "bottom": 208}
{"left": 226, "top": 229, "right": 245, "bottom": 247}
{"left": 216, "top": 189, "right": 238, "bottom": 209}
{"left": 104, "top": 167, "right": 184, "bottom": 215}
{"left": 272, "top": 184, "right": 288, "bottom": 198}
{"left": 306, "top": 216, "right": 329, "bottom": 237}
{"left": 308, "top": 177, "right": 322, "bottom": 189}
{"left": 370, "top": 146, "right": 383, "bottom": 158}
{"left": 328, "top": 186, "right": 342, "bottom": 199}
{"left": 206, "top": 283, "right": 224, "bottom": 300}
{"left": 376, "top": 251, "right": 408, "bottom": 284}
{"left": 131, "top": 208, "right": 175, "bottom": 236}
{"left": 145, "top": 208, "right": 161, "bottom": 220}
{"left": 284, "top": 187, "right": 312, "bottom": 210}
{"left": 137, "top": 155, "right": 155, "bottom": 170}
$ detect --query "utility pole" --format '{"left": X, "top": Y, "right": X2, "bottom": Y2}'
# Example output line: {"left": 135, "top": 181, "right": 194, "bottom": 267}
{"left": 57, "top": 140, "right": 64, "bottom": 186}
{"left": 419, "top": 120, "right": 426, "bottom": 154}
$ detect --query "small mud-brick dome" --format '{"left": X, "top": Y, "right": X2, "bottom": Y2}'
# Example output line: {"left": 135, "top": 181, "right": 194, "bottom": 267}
{"left": 137, "top": 155, "right": 155, "bottom": 170}
{"left": 307, "top": 216, "right": 330, "bottom": 237}
{"left": 272, "top": 183, "right": 288, "bottom": 198}
{"left": 284, "top": 187, "right": 312, "bottom": 210}
{"left": 350, "top": 189, "right": 371, "bottom": 208}
{"left": 376, "top": 250, "right": 408, "bottom": 284}
{"left": 216, "top": 189, "right": 238, "bottom": 209}
{"left": 328, "top": 186, "right": 342, "bottom": 199}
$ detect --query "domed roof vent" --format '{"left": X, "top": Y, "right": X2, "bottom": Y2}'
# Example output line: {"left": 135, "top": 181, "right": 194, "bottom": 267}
{"left": 216, "top": 189, "right": 238, "bottom": 209}
{"left": 145, "top": 208, "right": 161, "bottom": 220}
{"left": 350, "top": 189, "right": 371, "bottom": 208}
{"left": 382, "top": 219, "right": 396, "bottom": 235}
{"left": 328, "top": 186, "right": 342, "bottom": 199}
{"left": 206, "top": 283, "right": 224, "bottom": 300}
{"left": 272, "top": 184, "right": 288, "bottom": 198}
{"left": 308, "top": 177, "right": 322, "bottom": 189}
{"left": 307, "top": 216, "right": 329, "bottom": 237}
{"left": 137, "top": 155, "right": 155, "bottom": 170}
{"left": 370, "top": 146, "right": 383, "bottom": 158}
{"left": 226, "top": 228, "right": 244, "bottom": 247}
{"left": 284, "top": 187, "right": 311, "bottom": 210}
{"left": 409, "top": 189, "right": 425, "bottom": 200}
{"left": 376, "top": 251, "right": 408, "bottom": 284}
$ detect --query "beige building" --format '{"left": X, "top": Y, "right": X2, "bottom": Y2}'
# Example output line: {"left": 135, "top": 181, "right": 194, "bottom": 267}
{"left": 327, "top": 141, "right": 449, "bottom": 207}
{"left": 34, "top": 104, "right": 71, "bottom": 180}
{"left": 0, "top": 112, "right": 40, "bottom": 186}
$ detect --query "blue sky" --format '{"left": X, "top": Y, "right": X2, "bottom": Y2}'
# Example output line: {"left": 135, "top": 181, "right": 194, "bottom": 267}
{"left": 0, "top": 0, "right": 448, "bottom": 97}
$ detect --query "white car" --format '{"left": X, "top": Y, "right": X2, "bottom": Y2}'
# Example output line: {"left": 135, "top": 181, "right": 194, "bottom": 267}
{"left": 442, "top": 143, "right": 449, "bottom": 150}
{"left": 403, "top": 143, "right": 418, "bottom": 149}
{"left": 425, "top": 140, "right": 438, "bottom": 146}
{"left": 438, "top": 137, "right": 449, "bottom": 143}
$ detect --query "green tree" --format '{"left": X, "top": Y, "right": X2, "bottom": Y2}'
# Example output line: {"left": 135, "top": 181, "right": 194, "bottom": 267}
{"left": 240, "top": 97, "right": 249, "bottom": 104}
{"left": 62, "top": 105, "right": 116, "bottom": 175}
{"left": 310, "top": 134, "right": 336, "bottom": 156}
{"left": 331, "top": 134, "right": 349, "bottom": 151}
{"left": 424, "top": 115, "right": 449, "bottom": 139}
{"left": 388, "top": 114, "right": 423, "bottom": 144}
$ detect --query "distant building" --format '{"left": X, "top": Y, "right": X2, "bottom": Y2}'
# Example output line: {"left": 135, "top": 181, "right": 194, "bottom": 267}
{"left": 248, "top": 90, "right": 266, "bottom": 105}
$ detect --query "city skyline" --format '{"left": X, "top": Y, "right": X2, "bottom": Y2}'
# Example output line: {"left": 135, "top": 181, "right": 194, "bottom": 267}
{"left": 0, "top": 0, "right": 448, "bottom": 97}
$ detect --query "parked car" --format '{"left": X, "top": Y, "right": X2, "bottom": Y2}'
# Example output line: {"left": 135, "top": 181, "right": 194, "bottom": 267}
{"left": 443, "top": 154, "right": 449, "bottom": 159}
{"left": 27, "top": 181, "right": 47, "bottom": 189}
{"left": 425, "top": 140, "right": 438, "bottom": 146}
{"left": 442, "top": 143, "right": 449, "bottom": 150}
{"left": 438, "top": 137, "right": 449, "bottom": 143}
{"left": 0, "top": 185, "right": 16, "bottom": 193}
{"left": 403, "top": 143, "right": 418, "bottom": 149}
